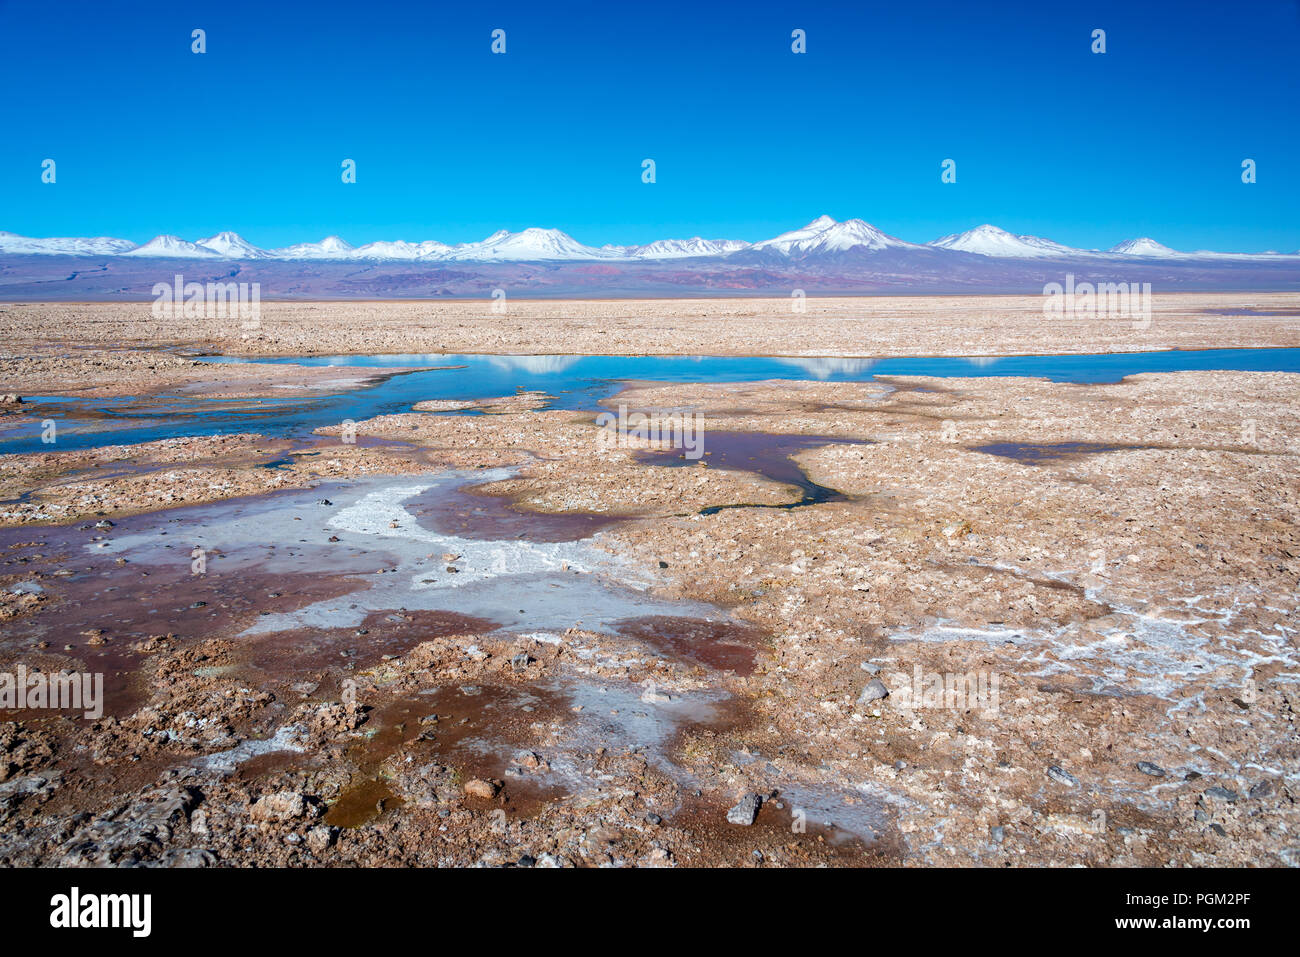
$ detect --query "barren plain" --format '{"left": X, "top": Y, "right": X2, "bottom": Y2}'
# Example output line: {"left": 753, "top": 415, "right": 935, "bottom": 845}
{"left": 0, "top": 297, "right": 1296, "bottom": 868}
{"left": 3, "top": 293, "right": 1300, "bottom": 362}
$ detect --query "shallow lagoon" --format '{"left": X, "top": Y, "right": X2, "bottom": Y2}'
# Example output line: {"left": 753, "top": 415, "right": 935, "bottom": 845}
{"left": 4, "top": 348, "right": 1298, "bottom": 454}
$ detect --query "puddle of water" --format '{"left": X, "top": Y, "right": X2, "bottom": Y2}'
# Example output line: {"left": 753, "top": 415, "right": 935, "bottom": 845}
{"left": 324, "top": 776, "right": 404, "bottom": 828}
{"left": 973, "top": 441, "right": 1153, "bottom": 463}
{"left": 404, "top": 480, "right": 621, "bottom": 542}
{"left": 0, "top": 505, "right": 367, "bottom": 717}
{"left": 240, "top": 608, "right": 500, "bottom": 678}
{"left": 1199, "top": 307, "right": 1300, "bottom": 317}
{"left": 227, "top": 471, "right": 733, "bottom": 640}
{"left": 7, "top": 348, "right": 1299, "bottom": 455}
{"left": 637, "top": 431, "right": 863, "bottom": 513}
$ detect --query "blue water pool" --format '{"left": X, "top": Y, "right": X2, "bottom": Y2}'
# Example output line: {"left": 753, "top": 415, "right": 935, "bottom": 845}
{"left": 3, "top": 348, "right": 1297, "bottom": 455}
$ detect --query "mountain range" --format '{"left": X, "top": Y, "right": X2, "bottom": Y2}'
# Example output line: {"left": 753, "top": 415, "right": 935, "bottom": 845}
{"left": 1, "top": 218, "right": 1295, "bottom": 299}
{"left": 2, "top": 219, "right": 1296, "bottom": 263}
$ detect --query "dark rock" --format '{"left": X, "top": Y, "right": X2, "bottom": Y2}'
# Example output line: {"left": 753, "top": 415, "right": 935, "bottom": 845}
{"left": 1249, "top": 780, "right": 1274, "bottom": 800}
{"left": 1203, "top": 786, "right": 1239, "bottom": 803}
{"left": 1136, "top": 761, "right": 1167, "bottom": 777}
{"left": 1047, "top": 766, "right": 1078, "bottom": 788}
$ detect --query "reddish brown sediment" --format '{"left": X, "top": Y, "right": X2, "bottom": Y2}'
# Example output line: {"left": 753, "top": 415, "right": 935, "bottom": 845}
{"left": 403, "top": 480, "right": 623, "bottom": 542}
{"left": 613, "top": 616, "right": 767, "bottom": 676}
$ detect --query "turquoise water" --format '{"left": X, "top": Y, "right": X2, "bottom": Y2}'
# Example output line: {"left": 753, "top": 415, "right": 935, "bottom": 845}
{"left": 3, "top": 348, "right": 1297, "bottom": 455}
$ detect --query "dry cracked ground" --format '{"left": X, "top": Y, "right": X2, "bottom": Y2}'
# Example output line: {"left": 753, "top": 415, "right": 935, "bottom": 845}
{"left": 0, "top": 301, "right": 1296, "bottom": 868}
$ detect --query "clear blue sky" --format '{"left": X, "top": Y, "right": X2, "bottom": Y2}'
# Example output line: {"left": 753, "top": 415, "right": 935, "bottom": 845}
{"left": 2, "top": 0, "right": 1297, "bottom": 252}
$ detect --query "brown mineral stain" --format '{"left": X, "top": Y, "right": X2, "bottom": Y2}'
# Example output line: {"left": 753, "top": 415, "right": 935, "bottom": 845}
{"left": 404, "top": 481, "right": 622, "bottom": 542}
{"left": 327, "top": 683, "right": 571, "bottom": 828}
{"left": 613, "top": 615, "right": 767, "bottom": 675}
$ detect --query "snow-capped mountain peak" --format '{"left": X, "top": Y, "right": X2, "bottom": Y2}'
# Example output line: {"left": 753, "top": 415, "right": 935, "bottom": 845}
{"left": 121, "top": 235, "right": 221, "bottom": 258}
{"left": 752, "top": 216, "right": 840, "bottom": 251}
{"left": 447, "top": 227, "right": 612, "bottom": 261}
{"left": 754, "top": 216, "right": 916, "bottom": 255}
{"left": 625, "top": 237, "right": 751, "bottom": 259}
{"left": 196, "top": 231, "right": 270, "bottom": 259}
{"left": 1109, "top": 237, "right": 1181, "bottom": 257}
{"left": 928, "top": 224, "right": 1082, "bottom": 258}
{"left": 351, "top": 239, "right": 451, "bottom": 261}
{"left": 271, "top": 236, "right": 357, "bottom": 260}
{"left": 0, "top": 230, "right": 138, "bottom": 256}
{"left": 809, "top": 218, "right": 918, "bottom": 252}
{"left": 4, "top": 221, "right": 1292, "bottom": 265}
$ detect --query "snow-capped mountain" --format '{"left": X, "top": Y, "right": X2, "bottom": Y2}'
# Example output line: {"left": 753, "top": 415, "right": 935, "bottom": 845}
{"left": 0, "top": 231, "right": 138, "bottom": 256}
{"left": 121, "top": 235, "right": 221, "bottom": 258}
{"left": 3, "top": 220, "right": 1295, "bottom": 266}
{"left": 270, "top": 236, "right": 355, "bottom": 260}
{"left": 351, "top": 240, "right": 451, "bottom": 261}
{"left": 1108, "top": 238, "right": 1182, "bottom": 258}
{"left": 443, "top": 227, "right": 614, "bottom": 261}
{"left": 196, "top": 231, "right": 272, "bottom": 259}
{"left": 752, "top": 216, "right": 919, "bottom": 255}
{"left": 928, "top": 224, "right": 1085, "bottom": 258}
{"left": 622, "top": 237, "right": 751, "bottom": 259}
{"left": 750, "top": 215, "right": 836, "bottom": 252}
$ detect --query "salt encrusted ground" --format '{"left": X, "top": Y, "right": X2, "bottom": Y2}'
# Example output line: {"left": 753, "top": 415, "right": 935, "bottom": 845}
{"left": 0, "top": 307, "right": 1296, "bottom": 867}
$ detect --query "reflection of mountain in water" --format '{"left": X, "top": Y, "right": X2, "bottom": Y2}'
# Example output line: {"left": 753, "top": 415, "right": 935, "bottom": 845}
{"left": 965, "top": 357, "right": 1000, "bottom": 368}
{"left": 776, "top": 357, "right": 879, "bottom": 380}
{"left": 486, "top": 355, "right": 581, "bottom": 375}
